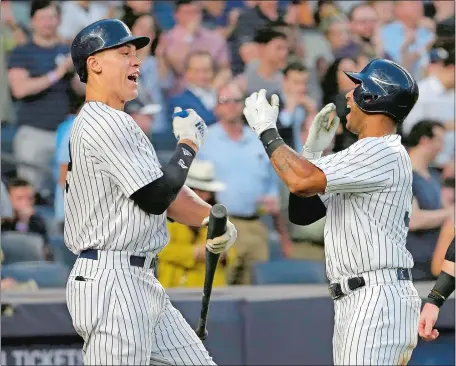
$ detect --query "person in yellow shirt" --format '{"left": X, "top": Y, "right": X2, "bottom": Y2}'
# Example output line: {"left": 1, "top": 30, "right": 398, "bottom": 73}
{"left": 158, "top": 160, "right": 235, "bottom": 288}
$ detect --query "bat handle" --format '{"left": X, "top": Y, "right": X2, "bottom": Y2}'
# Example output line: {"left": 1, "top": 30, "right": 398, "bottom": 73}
{"left": 195, "top": 204, "right": 227, "bottom": 340}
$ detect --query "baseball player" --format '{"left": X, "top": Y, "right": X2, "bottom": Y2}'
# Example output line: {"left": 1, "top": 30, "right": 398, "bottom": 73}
{"left": 419, "top": 236, "right": 455, "bottom": 342}
{"left": 243, "top": 59, "right": 421, "bottom": 365}
{"left": 65, "top": 19, "right": 237, "bottom": 366}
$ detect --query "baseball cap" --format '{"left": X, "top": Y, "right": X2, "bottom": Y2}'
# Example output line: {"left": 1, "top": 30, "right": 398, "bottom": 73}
{"left": 125, "top": 100, "right": 162, "bottom": 116}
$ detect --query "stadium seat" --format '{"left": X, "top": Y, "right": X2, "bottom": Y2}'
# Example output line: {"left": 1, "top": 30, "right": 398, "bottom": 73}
{"left": 1, "top": 232, "right": 45, "bottom": 264}
{"left": 252, "top": 259, "right": 327, "bottom": 285}
{"left": 48, "top": 236, "right": 77, "bottom": 269}
{"left": 1, "top": 261, "right": 70, "bottom": 288}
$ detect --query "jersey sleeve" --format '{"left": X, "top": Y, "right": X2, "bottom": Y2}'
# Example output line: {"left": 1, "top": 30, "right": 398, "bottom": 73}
{"left": 83, "top": 104, "right": 163, "bottom": 197}
{"left": 311, "top": 139, "right": 398, "bottom": 195}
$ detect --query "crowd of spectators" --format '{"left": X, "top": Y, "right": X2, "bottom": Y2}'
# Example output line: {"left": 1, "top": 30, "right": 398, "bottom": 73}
{"left": 1, "top": 0, "right": 454, "bottom": 289}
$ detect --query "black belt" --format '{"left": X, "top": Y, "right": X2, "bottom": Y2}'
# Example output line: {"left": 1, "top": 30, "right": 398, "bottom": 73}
{"left": 328, "top": 268, "right": 412, "bottom": 300}
{"left": 79, "top": 249, "right": 156, "bottom": 269}
{"left": 231, "top": 215, "right": 260, "bottom": 221}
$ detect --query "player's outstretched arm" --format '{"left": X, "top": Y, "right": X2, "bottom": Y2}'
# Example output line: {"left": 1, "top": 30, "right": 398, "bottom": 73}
{"left": 243, "top": 89, "right": 331, "bottom": 197}
{"left": 419, "top": 238, "right": 455, "bottom": 341}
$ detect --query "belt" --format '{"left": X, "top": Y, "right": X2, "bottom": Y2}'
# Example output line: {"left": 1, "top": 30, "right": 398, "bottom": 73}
{"left": 328, "top": 268, "right": 412, "bottom": 300}
{"left": 231, "top": 215, "right": 260, "bottom": 221}
{"left": 79, "top": 249, "right": 156, "bottom": 269}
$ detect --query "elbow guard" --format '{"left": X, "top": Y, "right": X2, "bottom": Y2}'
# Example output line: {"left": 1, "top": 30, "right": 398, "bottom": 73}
{"left": 445, "top": 238, "right": 455, "bottom": 263}
{"left": 130, "top": 143, "right": 196, "bottom": 215}
{"left": 288, "top": 193, "right": 326, "bottom": 225}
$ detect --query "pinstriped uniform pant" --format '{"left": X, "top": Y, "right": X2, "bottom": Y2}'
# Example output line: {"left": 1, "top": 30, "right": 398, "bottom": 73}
{"left": 332, "top": 269, "right": 421, "bottom": 365}
{"left": 66, "top": 251, "right": 216, "bottom": 366}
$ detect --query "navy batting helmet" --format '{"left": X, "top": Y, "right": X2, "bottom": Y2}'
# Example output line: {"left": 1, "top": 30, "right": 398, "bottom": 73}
{"left": 71, "top": 19, "right": 150, "bottom": 83}
{"left": 344, "top": 58, "right": 419, "bottom": 124}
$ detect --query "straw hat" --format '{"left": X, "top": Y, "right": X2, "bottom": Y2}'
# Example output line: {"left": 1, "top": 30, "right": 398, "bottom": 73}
{"left": 185, "top": 160, "right": 226, "bottom": 192}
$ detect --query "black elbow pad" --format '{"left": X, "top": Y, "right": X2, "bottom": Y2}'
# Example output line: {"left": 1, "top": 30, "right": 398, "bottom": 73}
{"left": 130, "top": 143, "right": 196, "bottom": 215}
{"left": 289, "top": 193, "right": 326, "bottom": 225}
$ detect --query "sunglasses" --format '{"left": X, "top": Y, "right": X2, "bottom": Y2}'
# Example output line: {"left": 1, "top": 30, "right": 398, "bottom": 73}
{"left": 218, "top": 97, "right": 244, "bottom": 104}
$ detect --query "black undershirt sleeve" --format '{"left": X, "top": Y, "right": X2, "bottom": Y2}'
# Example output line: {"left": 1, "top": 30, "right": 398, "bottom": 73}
{"left": 130, "top": 143, "right": 196, "bottom": 215}
{"left": 289, "top": 193, "right": 327, "bottom": 225}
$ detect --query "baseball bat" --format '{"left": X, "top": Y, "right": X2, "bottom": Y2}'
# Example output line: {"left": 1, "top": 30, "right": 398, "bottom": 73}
{"left": 195, "top": 204, "right": 228, "bottom": 340}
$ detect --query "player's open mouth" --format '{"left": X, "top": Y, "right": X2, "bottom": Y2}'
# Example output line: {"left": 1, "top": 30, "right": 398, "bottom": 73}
{"left": 127, "top": 72, "right": 139, "bottom": 84}
{"left": 346, "top": 104, "right": 351, "bottom": 118}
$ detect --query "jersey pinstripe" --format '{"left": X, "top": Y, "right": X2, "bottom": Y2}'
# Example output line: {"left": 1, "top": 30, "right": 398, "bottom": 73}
{"left": 64, "top": 101, "right": 169, "bottom": 255}
{"left": 312, "top": 135, "right": 414, "bottom": 283}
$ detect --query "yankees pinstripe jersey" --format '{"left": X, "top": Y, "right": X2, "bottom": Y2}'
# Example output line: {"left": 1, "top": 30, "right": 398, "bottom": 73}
{"left": 64, "top": 101, "right": 169, "bottom": 255}
{"left": 312, "top": 135, "right": 414, "bottom": 282}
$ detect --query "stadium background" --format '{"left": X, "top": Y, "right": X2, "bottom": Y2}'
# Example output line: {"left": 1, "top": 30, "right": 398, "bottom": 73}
{"left": 1, "top": 1, "right": 454, "bottom": 365}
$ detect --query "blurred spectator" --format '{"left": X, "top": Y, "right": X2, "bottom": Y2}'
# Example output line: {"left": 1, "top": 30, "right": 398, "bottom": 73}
{"left": 201, "top": 0, "right": 241, "bottom": 39}
{"left": 1, "top": 180, "right": 13, "bottom": 223}
{"left": 198, "top": 83, "right": 292, "bottom": 285}
{"left": 431, "top": 217, "right": 456, "bottom": 277}
{"left": 435, "top": 11, "right": 455, "bottom": 50}
{"left": 2, "top": 178, "right": 47, "bottom": 242}
{"left": 368, "top": 0, "right": 394, "bottom": 26}
{"left": 7, "top": 0, "right": 85, "bottom": 193}
{"left": 57, "top": 1, "right": 116, "bottom": 44}
{"left": 321, "top": 57, "right": 358, "bottom": 152}
{"left": 407, "top": 121, "right": 454, "bottom": 281}
{"left": 125, "top": 99, "right": 161, "bottom": 136}
{"left": 320, "top": 14, "right": 354, "bottom": 59}
{"left": 348, "top": 3, "right": 388, "bottom": 60}
{"left": 274, "top": 21, "right": 305, "bottom": 65}
{"left": 433, "top": 0, "right": 455, "bottom": 23}
{"left": 314, "top": 0, "right": 343, "bottom": 27}
{"left": 403, "top": 48, "right": 454, "bottom": 167}
{"left": 168, "top": 51, "right": 218, "bottom": 127}
{"left": 158, "top": 160, "right": 235, "bottom": 288}
{"left": 279, "top": 61, "right": 317, "bottom": 151}
{"left": 379, "top": 1, "right": 434, "bottom": 80}
{"left": 121, "top": 0, "right": 153, "bottom": 28}
{"left": 1, "top": 1, "right": 28, "bottom": 125}
{"left": 235, "top": 28, "right": 288, "bottom": 100}
{"left": 228, "top": 0, "right": 286, "bottom": 75}
{"left": 131, "top": 13, "right": 172, "bottom": 135}
{"left": 158, "top": 0, "right": 230, "bottom": 96}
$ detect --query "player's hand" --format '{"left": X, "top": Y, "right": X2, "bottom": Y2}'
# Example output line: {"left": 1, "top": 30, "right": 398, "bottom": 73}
{"left": 172, "top": 107, "right": 208, "bottom": 150}
{"left": 243, "top": 89, "right": 280, "bottom": 138}
{"left": 301, "top": 103, "right": 340, "bottom": 160}
{"left": 418, "top": 303, "right": 440, "bottom": 341}
{"left": 201, "top": 217, "right": 237, "bottom": 255}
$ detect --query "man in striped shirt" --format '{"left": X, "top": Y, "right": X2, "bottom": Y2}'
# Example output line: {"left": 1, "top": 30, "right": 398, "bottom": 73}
{"left": 243, "top": 58, "right": 421, "bottom": 365}
{"left": 65, "top": 19, "right": 237, "bottom": 365}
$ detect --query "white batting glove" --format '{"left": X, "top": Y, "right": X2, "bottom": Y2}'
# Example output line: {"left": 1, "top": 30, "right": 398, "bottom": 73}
{"left": 243, "top": 89, "right": 280, "bottom": 138}
{"left": 201, "top": 217, "right": 237, "bottom": 254}
{"left": 172, "top": 107, "right": 208, "bottom": 149}
{"left": 301, "top": 103, "right": 340, "bottom": 160}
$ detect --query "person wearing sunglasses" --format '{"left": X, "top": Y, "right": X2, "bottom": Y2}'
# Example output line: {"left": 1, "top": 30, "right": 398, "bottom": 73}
{"left": 198, "top": 83, "right": 293, "bottom": 285}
